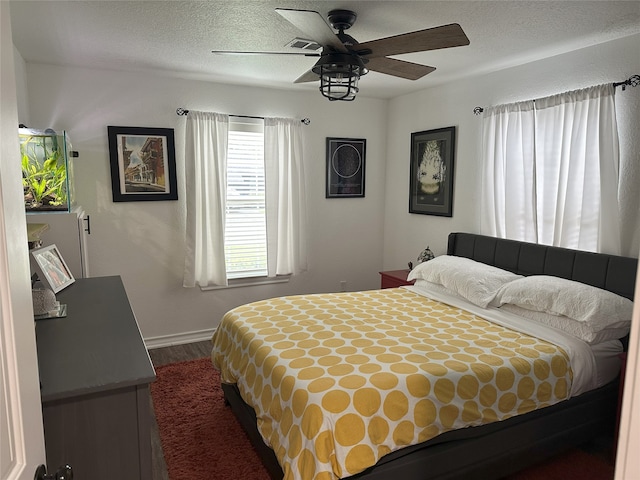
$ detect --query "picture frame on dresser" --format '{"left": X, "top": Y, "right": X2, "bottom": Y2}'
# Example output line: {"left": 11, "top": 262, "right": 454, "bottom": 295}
{"left": 409, "top": 126, "right": 455, "bottom": 216}
{"left": 107, "top": 126, "right": 178, "bottom": 202}
{"left": 31, "top": 244, "right": 75, "bottom": 293}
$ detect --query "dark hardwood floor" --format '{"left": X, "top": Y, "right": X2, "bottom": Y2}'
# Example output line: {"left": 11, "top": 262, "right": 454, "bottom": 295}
{"left": 148, "top": 339, "right": 213, "bottom": 480}
{"left": 149, "top": 339, "right": 212, "bottom": 367}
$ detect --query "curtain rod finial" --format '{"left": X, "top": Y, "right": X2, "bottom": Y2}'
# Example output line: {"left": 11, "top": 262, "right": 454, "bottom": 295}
{"left": 473, "top": 106, "right": 484, "bottom": 115}
{"left": 614, "top": 74, "right": 639, "bottom": 91}
{"left": 176, "top": 108, "right": 189, "bottom": 116}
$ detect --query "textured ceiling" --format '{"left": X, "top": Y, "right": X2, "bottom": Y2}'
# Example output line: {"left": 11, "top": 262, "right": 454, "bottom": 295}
{"left": 9, "top": 1, "right": 640, "bottom": 99}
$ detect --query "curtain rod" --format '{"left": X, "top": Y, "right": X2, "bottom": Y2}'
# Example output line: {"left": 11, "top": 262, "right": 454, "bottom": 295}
{"left": 472, "top": 74, "right": 639, "bottom": 115}
{"left": 176, "top": 108, "right": 311, "bottom": 125}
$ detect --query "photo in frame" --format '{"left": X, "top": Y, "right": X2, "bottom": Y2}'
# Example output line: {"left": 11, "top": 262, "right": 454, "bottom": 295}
{"left": 326, "top": 137, "right": 366, "bottom": 198}
{"left": 108, "top": 126, "right": 178, "bottom": 202}
{"left": 31, "top": 244, "right": 75, "bottom": 293}
{"left": 409, "top": 126, "right": 456, "bottom": 216}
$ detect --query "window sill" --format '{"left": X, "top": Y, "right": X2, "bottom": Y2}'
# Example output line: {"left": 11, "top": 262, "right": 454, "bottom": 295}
{"left": 199, "top": 275, "right": 291, "bottom": 291}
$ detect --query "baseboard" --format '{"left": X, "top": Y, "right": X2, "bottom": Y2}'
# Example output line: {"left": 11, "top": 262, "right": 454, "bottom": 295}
{"left": 144, "top": 328, "right": 216, "bottom": 350}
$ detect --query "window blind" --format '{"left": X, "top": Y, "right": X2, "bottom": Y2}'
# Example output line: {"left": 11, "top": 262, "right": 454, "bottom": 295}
{"left": 225, "top": 118, "right": 267, "bottom": 278}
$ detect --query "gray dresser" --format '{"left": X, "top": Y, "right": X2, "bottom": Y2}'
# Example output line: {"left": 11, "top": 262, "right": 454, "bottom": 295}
{"left": 35, "top": 276, "right": 156, "bottom": 480}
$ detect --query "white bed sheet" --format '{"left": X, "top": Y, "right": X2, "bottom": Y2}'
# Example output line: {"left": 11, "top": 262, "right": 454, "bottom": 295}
{"left": 405, "top": 281, "right": 622, "bottom": 396}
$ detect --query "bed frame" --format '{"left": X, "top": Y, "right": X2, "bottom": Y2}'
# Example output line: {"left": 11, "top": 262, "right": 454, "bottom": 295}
{"left": 222, "top": 232, "right": 638, "bottom": 479}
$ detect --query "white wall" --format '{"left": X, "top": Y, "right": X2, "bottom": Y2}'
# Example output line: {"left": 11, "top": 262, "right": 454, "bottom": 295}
{"left": 383, "top": 33, "right": 640, "bottom": 268}
{"left": 23, "top": 65, "right": 387, "bottom": 344}
{"left": 13, "top": 46, "right": 29, "bottom": 126}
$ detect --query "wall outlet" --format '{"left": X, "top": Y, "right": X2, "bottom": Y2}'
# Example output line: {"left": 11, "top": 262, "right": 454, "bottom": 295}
{"left": 340, "top": 280, "right": 347, "bottom": 292}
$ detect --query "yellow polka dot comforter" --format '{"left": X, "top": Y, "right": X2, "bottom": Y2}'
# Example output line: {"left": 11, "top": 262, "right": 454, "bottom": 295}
{"left": 211, "top": 287, "right": 586, "bottom": 480}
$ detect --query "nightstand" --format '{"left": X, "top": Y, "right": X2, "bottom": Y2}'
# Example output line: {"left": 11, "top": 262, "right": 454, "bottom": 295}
{"left": 379, "top": 269, "right": 415, "bottom": 289}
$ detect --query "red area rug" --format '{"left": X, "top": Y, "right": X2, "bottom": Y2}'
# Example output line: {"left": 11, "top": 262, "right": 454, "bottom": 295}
{"left": 151, "top": 357, "right": 270, "bottom": 480}
{"left": 151, "top": 357, "right": 615, "bottom": 480}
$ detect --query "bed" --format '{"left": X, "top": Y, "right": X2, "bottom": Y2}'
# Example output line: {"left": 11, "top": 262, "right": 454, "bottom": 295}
{"left": 211, "top": 232, "right": 637, "bottom": 480}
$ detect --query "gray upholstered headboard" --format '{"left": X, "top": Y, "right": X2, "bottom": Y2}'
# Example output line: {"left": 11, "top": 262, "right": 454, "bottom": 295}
{"left": 447, "top": 232, "right": 638, "bottom": 301}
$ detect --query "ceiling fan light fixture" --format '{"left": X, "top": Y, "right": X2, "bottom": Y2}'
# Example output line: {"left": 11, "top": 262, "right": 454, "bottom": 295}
{"left": 312, "top": 53, "right": 368, "bottom": 101}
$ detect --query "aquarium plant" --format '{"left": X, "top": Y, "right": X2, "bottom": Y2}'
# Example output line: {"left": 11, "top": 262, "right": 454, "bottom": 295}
{"left": 20, "top": 129, "right": 72, "bottom": 211}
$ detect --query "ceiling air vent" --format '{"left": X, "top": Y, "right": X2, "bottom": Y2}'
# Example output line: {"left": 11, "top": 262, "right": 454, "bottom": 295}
{"left": 286, "top": 38, "right": 322, "bottom": 51}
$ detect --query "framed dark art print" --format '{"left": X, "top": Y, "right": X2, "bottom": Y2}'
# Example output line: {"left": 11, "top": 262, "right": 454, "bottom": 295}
{"left": 108, "top": 126, "right": 178, "bottom": 202}
{"left": 326, "top": 137, "right": 366, "bottom": 198}
{"left": 409, "top": 126, "right": 456, "bottom": 216}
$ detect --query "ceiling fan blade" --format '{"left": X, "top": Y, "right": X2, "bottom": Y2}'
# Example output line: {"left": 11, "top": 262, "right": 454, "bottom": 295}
{"left": 359, "top": 23, "right": 469, "bottom": 58}
{"left": 294, "top": 69, "right": 319, "bottom": 84}
{"left": 211, "top": 50, "right": 320, "bottom": 57}
{"left": 276, "top": 8, "right": 347, "bottom": 53}
{"left": 365, "top": 57, "right": 435, "bottom": 80}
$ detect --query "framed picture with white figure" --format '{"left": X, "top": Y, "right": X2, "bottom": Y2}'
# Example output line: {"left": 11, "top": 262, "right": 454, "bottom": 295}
{"left": 409, "top": 126, "right": 455, "bottom": 216}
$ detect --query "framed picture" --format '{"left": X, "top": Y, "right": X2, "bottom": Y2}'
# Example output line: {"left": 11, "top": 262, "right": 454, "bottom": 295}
{"left": 409, "top": 126, "right": 456, "bottom": 216}
{"left": 108, "top": 126, "right": 178, "bottom": 202}
{"left": 31, "top": 244, "right": 75, "bottom": 293}
{"left": 326, "top": 137, "right": 366, "bottom": 198}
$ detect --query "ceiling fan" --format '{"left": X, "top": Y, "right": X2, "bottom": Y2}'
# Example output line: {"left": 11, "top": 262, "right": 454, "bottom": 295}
{"left": 211, "top": 8, "right": 470, "bottom": 101}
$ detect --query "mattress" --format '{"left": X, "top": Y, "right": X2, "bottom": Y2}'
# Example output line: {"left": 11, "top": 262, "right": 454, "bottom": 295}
{"left": 210, "top": 284, "right": 619, "bottom": 480}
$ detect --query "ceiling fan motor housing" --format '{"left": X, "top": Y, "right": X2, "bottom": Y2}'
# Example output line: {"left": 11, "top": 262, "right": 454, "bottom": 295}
{"left": 327, "top": 9, "right": 357, "bottom": 31}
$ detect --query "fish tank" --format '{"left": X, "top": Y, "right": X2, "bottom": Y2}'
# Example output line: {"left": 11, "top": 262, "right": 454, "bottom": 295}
{"left": 19, "top": 128, "right": 76, "bottom": 212}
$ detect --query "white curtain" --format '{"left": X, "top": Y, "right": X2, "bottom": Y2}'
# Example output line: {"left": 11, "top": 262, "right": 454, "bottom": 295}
{"left": 480, "top": 101, "right": 536, "bottom": 242}
{"left": 183, "top": 111, "right": 229, "bottom": 287}
{"left": 481, "top": 84, "right": 621, "bottom": 254}
{"left": 264, "top": 117, "right": 308, "bottom": 277}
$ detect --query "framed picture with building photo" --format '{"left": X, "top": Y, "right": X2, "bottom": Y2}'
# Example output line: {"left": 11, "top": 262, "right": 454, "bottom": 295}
{"left": 326, "top": 137, "right": 366, "bottom": 198}
{"left": 409, "top": 126, "right": 456, "bottom": 216}
{"left": 107, "top": 126, "right": 178, "bottom": 202}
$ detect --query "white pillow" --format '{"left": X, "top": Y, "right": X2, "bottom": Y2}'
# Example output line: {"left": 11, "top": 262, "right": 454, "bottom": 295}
{"left": 500, "top": 304, "right": 630, "bottom": 344}
{"left": 495, "top": 275, "right": 633, "bottom": 334}
{"left": 408, "top": 255, "right": 522, "bottom": 308}
{"left": 412, "top": 279, "right": 460, "bottom": 298}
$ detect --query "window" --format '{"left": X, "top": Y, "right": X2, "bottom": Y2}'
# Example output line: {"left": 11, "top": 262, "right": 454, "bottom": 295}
{"left": 183, "top": 112, "right": 307, "bottom": 289}
{"left": 225, "top": 117, "right": 267, "bottom": 279}
{"left": 480, "top": 84, "right": 621, "bottom": 254}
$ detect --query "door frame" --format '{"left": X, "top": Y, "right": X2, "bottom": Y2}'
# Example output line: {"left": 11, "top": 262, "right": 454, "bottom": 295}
{"left": 0, "top": 2, "right": 47, "bottom": 479}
